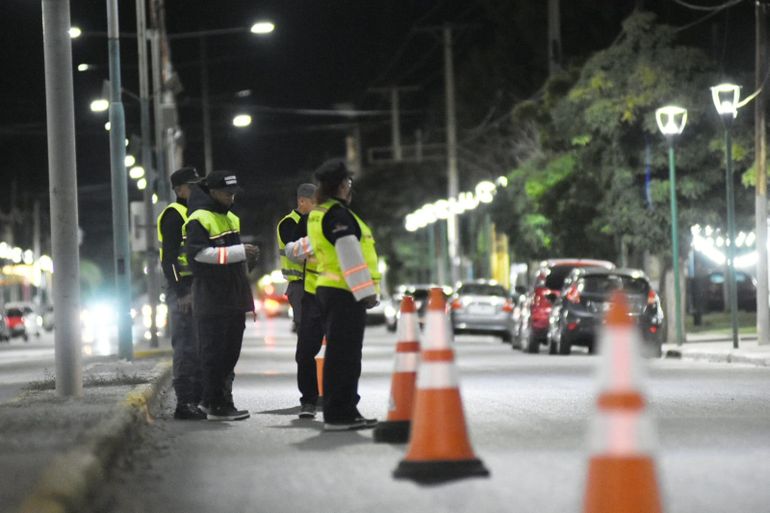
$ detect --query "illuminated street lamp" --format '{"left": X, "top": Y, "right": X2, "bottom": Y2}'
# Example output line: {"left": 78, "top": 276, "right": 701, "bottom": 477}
{"left": 232, "top": 114, "right": 252, "bottom": 128}
{"left": 250, "top": 21, "right": 276, "bottom": 34}
{"left": 711, "top": 83, "right": 742, "bottom": 349}
{"left": 69, "top": 26, "right": 82, "bottom": 39}
{"left": 656, "top": 105, "right": 687, "bottom": 346}
{"left": 90, "top": 98, "right": 109, "bottom": 113}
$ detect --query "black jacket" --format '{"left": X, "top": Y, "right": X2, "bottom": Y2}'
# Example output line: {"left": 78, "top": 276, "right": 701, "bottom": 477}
{"left": 185, "top": 185, "right": 254, "bottom": 316}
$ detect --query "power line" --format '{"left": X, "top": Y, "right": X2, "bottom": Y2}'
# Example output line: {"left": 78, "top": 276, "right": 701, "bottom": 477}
{"left": 669, "top": 0, "right": 745, "bottom": 12}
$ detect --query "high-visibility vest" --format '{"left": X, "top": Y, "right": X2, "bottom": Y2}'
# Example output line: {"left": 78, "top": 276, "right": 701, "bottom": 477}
{"left": 277, "top": 211, "right": 304, "bottom": 282}
{"left": 183, "top": 208, "right": 241, "bottom": 245}
{"left": 305, "top": 252, "right": 319, "bottom": 294}
{"left": 157, "top": 202, "right": 192, "bottom": 278}
{"left": 307, "top": 199, "right": 380, "bottom": 293}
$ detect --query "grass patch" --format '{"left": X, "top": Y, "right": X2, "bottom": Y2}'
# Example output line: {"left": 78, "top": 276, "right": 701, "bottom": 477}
{"left": 685, "top": 311, "right": 757, "bottom": 335}
{"left": 23, "top": 368, "right": 149, "bottom": 392}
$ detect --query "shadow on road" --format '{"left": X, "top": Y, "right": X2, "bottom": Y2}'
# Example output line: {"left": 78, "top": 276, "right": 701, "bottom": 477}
{"left": 291, "top": 430, "right": 373, "bottom": 451}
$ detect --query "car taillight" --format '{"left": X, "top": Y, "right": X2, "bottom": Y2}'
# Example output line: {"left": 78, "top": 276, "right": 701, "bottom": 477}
{"left": 647, "top": 289, "right": 658, "bottom": 306}
{"left": 565, "top": 284, "right": 581, "bottom": 304}
{"left": 451, "top": 299, "right": 462, "bottom": 310}
{"left": 502, "top": 300, "right": 514, "bottom": 313}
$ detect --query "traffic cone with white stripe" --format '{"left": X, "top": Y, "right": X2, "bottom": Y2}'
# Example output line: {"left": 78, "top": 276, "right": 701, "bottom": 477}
{"left": 374, "top": 296, "right": 421, "bottom": 443}
{"left": 583, "top": 291, "right": 663, "bottom": 513}
{"left": 315, "top": 336, "right": 326, "bottom": 400}
{"left": 393, "top": 287, "right": 489, "bottom": 483}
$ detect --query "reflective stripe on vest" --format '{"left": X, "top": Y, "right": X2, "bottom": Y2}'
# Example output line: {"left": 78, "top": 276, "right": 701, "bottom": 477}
{"left": 277, "top": 211, "right": 304, "bottom": 282}
{"left": 183, "top": 209, "right": 241, "bottom": 246}
{"left": 307, "top": 199, "right": 380, "bottom": 293}
{"left": 157, "top": 202, "right": 192, "bottom": 278}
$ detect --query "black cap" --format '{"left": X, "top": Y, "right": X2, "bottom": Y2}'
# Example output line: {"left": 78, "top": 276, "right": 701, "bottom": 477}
{"left": 205, "top": 170, "right": 243, "bottom": 193}
{"left": 170, "top": 167, "right": 201, "bottom": 188}
{"left": 313, "top": 159, "right": 352, "bottom": 188}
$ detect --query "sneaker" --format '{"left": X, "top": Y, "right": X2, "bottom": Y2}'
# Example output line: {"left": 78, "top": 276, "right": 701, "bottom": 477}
{"left": 207, "top": 404, "right": 250, "bottom": 421}
{"left": 323, "top": 415, "right": 377, "bottom": 431}
{"left": 298, "top": 403, "right": 316, "bottom": 419}
{"left": 174, "top": 403, "right": 207, "bottom": 421}
{"left": 225, "top": 401, "right": 250, "bottom": 420}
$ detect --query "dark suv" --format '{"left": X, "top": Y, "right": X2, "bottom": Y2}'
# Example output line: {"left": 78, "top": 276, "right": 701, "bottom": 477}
{"left": 515, "top": 258, "right": 614, "bottom": 353}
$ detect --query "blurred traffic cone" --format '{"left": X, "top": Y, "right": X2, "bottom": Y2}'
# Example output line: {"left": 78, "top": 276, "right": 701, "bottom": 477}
{"left": 374, "top": 296, "right": 421, "bottom": 443}
{"left": 583, "top": 291, "right": 663, "bottom": 513}
{"left": 315, "top": 336, "right": 326, "bottom": 400}
{"left": 393, "top": 287, "right": 489, "bottom": 483}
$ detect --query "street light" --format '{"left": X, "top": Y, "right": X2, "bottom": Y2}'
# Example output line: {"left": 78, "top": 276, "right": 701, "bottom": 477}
{"left": 250, "top": 21, "right": 276, "bottom": 34}
{"left": 69, "top": 26, "right": 82, "bottom": 39}
{"left": 711, "top": 83, "right": 742, "bottom": 349}
{"left": 90, "top": 98, "right": 109, "bottom": 112}
{"left": 655, "top": 105, "right": 687, "bottom": 346}
{"left": 232, "top": 114, "right": 252, "bottom": 128}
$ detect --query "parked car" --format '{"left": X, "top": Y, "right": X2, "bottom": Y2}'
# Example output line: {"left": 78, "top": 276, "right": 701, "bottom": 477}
{"left": 546, "top": 268, "right": 665, "bottom": 357}
{"left": 6, "top": 302, "right": 43, "bottom": 338}
{"left": 690, "top": 270, "right": 757, "bottom": 313}
{"left": 384, "top": 284, "right": 452, "bottom": 332}
{"left": 516, "top": 258, "right": 615, "bottom": 353}
{"left": 450, "top": 280, "right": 516, "bottom": 342}
{"left": 5, "top": 307, "right": 29, "bottom": 341}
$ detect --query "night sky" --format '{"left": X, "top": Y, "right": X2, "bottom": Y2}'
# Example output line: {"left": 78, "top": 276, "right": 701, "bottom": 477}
{"left": 0, "top": 0, "right": 756, "bottom": 278}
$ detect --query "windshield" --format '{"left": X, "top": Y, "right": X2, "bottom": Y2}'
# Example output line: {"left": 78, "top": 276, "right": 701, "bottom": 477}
{"left": 542, "top": 266, "right": 576, "bottom": 290}
{"left": 581, "top": 274, "right": 649, "bottom": 296}
{"left": 457, "top": 284, "right": 507, "bottom": 297}
{"left": 6, "top": 308, "right": 23, "bottom": 317}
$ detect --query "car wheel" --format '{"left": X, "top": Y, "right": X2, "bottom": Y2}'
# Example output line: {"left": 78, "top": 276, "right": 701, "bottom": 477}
{"left": 558, "top": 333, "right": 571, "bottom": 355}
{"left": 588, "top": 341, "right": 597, "bottom": 355}
{"left": 548, "top": 333, "right": 558, "bottom": 355}
{"left": 525, "top": 332, "right": 539, "bottom": 354}
{"left": 501, "top": 331, "right": 512, "bottom": 343}
{"left": 22, "top": 333, "right": 29, "bottom": 342}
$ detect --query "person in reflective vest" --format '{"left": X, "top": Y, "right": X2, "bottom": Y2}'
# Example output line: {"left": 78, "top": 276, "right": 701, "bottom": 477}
{"left": 276, "top": 183, "right": 316, "bottom": 330}
{"left": 307, "top": 159, "right": 381, "bottom": 431}
{"left": 282, "top": 183, "right": 325, "bottom": 419}
{"left": 184, "top": 170, "right": 259, "bottom": 422}
{"left": 157, "top": 167, "right": 205, "bottom": 420}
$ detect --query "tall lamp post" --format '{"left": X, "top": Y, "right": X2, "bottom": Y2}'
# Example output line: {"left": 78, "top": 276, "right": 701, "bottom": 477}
{"left": 656, "top": 106, "right": 687, "bottom": 346}
{"left": 711, "top": 83, "right": 742, "bottom": 349}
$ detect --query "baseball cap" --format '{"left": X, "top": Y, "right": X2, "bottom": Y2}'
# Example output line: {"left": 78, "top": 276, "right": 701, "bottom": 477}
{"left": 297, "top": 183, "right": 316, "bottom": 199}
{"left": 205, "top": 170, "right": 243, "bottom": 193}
{"left": 170, "top": 167, "right": 201, "bottom": 188}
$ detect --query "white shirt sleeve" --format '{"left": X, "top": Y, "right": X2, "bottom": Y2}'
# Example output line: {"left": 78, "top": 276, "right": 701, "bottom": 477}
{"left": 284, "top": 236, "right": 314, "bottom": 263}
{"left": 193, "top": 244, "right": 246, "bottom": 265}
{"left": 335, "top": 235, "right": 376, "bottom": 301}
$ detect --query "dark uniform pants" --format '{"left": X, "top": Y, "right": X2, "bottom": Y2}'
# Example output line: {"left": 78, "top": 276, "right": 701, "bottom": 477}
{"left": 286, "top": 280, "right": 304, "bottom": 328}
{"left": 168, "top": 290, "right": 201, "bottom": 405}
{"left": 296, "top": 291, "right": 324, "bottom": 405}
{"left": 316, "top": 286, "right": 366, "bottom": 423}
{"left": 197, "top": 312, "right": 246, "bottom": 407}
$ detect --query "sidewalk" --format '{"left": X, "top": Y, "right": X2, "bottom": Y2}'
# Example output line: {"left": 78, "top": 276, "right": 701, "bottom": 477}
{"left": 0, "top": 339, "right": 172, "bottom": 513}
{"left": 663, "top": 332, "right": 770, "bottom": 367}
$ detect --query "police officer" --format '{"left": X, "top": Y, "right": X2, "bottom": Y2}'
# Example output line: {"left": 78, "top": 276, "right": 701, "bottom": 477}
{"left": 157, "top": 167, "right": 205, "bottom": 420}
{"left": 282, "top": 184, "right": 325, "bottom": 419}
{"left": 307, "top": 160, "right": 380, "bottom": 431}
{"left": 277, "top": 184, "right": 316, "bottom": 330}
{"left": 184, "top": 170, "right": 258, "bottom": 421}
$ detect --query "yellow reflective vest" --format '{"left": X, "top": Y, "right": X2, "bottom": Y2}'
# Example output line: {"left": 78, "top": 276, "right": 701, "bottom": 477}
{"left": 307, "top": 199, "right": 380, "bottom": 294}
{"left": 277, "top": 211, "right": 304, "bottom": 282}
{"left": 157, "top": 202, "right": 192, "bottom": 278}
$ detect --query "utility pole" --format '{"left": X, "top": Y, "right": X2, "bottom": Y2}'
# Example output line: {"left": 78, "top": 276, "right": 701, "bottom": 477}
{"left": 444, "top": 24, "right": 460, "bottom": 285}
{"left": 369, "top": 86, "right": 420, "bottom": 161}
{"left": 107, "top": 0, "right": 134, "bottom": 360}
{"left": 200, "top": 37, "right": 213, "bottom": 176}
{"left": 755, "top": 0, "right": 769, "bottom": 345}
{"left": 547, "top": 0, "right": 563, "bottom": 75}
{"left": 137, "top": 0, "right": 160, "bottom": 347}
{"left": 150, "top": 29, "right": 169, "bottom": 201}
{"left": 41, "top": 0, "right": 83, "bottom": 396}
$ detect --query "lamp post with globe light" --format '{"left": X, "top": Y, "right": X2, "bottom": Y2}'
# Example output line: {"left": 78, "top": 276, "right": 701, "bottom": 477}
{"left": 656, "top": 105, "right": 687, "bottom": 346}
{"left": 711, "top": 83, "right": 742, "bottom": 349}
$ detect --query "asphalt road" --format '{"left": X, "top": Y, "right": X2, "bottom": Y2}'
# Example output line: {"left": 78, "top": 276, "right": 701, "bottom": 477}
{"left": 0, "top": 332, "right": 56, "bottom": 402}
{"left": 89, "top": 317, "right": 770, "bottom": 513}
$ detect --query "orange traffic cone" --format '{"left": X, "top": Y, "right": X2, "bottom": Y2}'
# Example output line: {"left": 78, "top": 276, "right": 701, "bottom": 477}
{"left": 374, "top": 295, "right": 421, "bottom": 443}
{"left": 583, "top": 291, "right": 663, "bottom": 513}
{"left": 315, "top": 336, "right": 326, "bottom": 400}
{"left": 393, "top": 287, "right": 489, "bottom": 483}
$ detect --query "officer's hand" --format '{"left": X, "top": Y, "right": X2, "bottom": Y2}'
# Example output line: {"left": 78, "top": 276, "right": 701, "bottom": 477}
{"left": 245, "top": 244, "right": 260, "bottom": 261}
{"left": 177, "top": 293, "right": 193, "bottom": 314}
{"left": 361, "top": 295, "right": 379, "bottom": 310}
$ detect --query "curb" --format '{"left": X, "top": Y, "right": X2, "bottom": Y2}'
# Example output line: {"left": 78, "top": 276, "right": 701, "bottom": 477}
{"left": 664, "top": 348, "right": 770, "bottom": 367}
{"left": 16, "top": 359, "right": 172, "bottom": 513}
